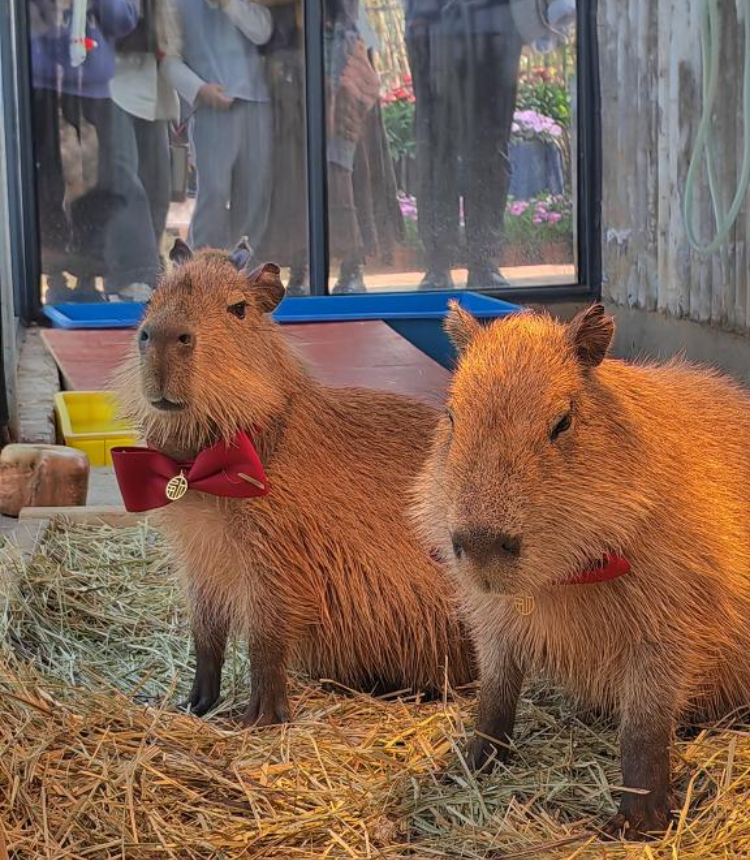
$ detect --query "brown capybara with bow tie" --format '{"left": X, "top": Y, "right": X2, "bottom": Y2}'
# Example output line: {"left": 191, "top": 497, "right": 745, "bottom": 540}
{"left": 114, "top": 241, "right": 474, "bottom": 727}
{"left": 412, "top": 301, "right": 750, "bottom": 839}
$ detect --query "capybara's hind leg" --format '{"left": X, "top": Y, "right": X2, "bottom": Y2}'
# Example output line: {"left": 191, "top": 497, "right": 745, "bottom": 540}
{"left": 468, "top": 644, "right": 523, "bottom": 773}
{"left": 183, "top": 611, "right": 229, "bottom": 717}
{"left": 602, "top": 690, "right": 674, "bottom": 840}
{"left": 243, "top": 629, "right": 291, "bottom": 727}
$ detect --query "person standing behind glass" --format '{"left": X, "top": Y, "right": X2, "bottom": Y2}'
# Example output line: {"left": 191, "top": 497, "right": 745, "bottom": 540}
{"left": 107, "top": 0, "right": 181, "bottom": 301}
{"left": 30, "top": 0, "right": 140, "bottom": 302}
{"left": 163, "top": 0, "right": 273, "bottom": 252}
{"left": 405, "top": 0, "right": 523, "bottom": 290}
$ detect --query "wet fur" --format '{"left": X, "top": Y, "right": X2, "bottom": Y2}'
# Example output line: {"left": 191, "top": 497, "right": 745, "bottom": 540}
{"left": 114, "top": 249, "right": 474, "bottom": 724}
{"left": 413, "top": 304, "right": 750, "bottom": 838}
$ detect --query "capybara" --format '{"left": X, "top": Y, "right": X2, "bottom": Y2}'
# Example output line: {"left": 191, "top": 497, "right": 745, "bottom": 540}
{"left": 413, "top": 302, "right": 750, "bottom": 839}
{"left": 114, "top": 240, "right": 474, "bottom": 726}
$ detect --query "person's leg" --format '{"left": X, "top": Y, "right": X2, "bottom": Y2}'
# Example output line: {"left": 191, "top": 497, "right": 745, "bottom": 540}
{"left": 135, "top": 117, "right": 172, "bottom": 258}
{"left": 229, "top": 101, "right": 272, "bottom": 251}
{"left": 33, "top": 87, "right": 70, "bottom": 300}
{"left": 95, "top": 102, "right": 161, "bottom": 296}
{"left": 189, "top": 107, "right": 240, "bottom": 250}
{"left": 462, "top": 14, "right": 523, "bottom": 286}
{"left": 406, "top": 26, "right": 460, "bottom": 288}
{"left": 65, "top": 97, "right": 120, "bottom": 299}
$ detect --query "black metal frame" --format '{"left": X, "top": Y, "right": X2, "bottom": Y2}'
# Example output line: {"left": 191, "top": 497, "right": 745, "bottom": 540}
{"left": 301, "top": 0, "right": 602, "bottom": 304}
{"left": 303, "top": 0, "right": 330, "bottom": 296}
{"left": 9, "top": 0, "right": 601, "bottom": 317}
{"left": 2, "top": 0, "right": 41, "bottom": 325}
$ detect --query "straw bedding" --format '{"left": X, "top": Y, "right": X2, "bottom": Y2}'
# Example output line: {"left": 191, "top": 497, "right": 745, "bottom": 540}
{"left": 0, "top": 521, "right": 747, "bottom": 859}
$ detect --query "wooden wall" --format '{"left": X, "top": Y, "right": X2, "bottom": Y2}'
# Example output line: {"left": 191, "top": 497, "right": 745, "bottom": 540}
{"left": 599, "top": 0, "right": 750, "bottom": 334}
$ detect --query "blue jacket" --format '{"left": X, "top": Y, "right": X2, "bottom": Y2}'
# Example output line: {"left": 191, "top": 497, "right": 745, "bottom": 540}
{"left": 31, "top": 0, "right": 139, "bottom": 98}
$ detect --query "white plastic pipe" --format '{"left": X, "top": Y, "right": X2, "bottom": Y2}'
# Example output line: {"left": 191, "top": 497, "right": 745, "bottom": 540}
{"left": 682, "top": 0, "right": 750, "bottom": 253}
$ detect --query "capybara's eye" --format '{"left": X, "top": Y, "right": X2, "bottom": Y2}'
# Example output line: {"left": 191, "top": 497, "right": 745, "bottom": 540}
{"left": 550, "top": 412, "right": 572, "bottom": 441}
{"left": 228, "top": 301, "right": 247, "bottom": 320}
{"left": 445, "top": 408, "right": 455, "bottom": 428}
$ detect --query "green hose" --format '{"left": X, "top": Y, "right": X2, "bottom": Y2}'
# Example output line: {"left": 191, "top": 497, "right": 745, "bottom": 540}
{"left": 682, "top": 0, "right": 750, "bottom": 254}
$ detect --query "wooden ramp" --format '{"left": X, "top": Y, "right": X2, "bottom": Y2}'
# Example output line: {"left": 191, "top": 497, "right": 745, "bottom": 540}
{"left": 41, "top": 321, "right": 450, "bottom": 406}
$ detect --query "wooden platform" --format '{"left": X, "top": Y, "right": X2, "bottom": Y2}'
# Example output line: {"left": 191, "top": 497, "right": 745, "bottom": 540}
{"left": 41, "top": 321, "right": 451, "bottom": 406}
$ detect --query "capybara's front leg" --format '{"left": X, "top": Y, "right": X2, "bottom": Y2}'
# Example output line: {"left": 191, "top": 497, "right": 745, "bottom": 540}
{"left": 603, "top": 695, "right": 674, "bottom": 840}
{"left": 243, "top": 629, "right": 291, "bottom": 727}
{"left": 184, "top": 611, "right": 229, "bottom": 717}
{"left": 467, "top": 643, "right": 524, "bottom": 772}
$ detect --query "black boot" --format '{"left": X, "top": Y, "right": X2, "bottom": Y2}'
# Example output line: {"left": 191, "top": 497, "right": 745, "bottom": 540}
{"left": 466, "top": 265, "right": 510, "bottom": 289}
{"left": 332, "top": 260, "right": 366, "bottom": 294}
{"left": 418, "top": 268, "right": 455, "bottom": 291}
{"left": 70, "top": 276, "right": 106, "bottom": 303}
{"left": 286, "top": 262, "right": 309, "bottom": 297}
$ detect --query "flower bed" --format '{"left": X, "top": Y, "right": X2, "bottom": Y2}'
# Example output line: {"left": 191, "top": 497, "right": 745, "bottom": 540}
{"left": 396, "top": 191, "right": 573, "bottom": 268}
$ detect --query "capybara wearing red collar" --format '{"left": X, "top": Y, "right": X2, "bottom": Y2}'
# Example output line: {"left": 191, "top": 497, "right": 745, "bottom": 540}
{"left": 412, "top": 301, "right": 750, "bottom": 839}
{"left": 115, "top": 241, "right": 474, "bottom": 727}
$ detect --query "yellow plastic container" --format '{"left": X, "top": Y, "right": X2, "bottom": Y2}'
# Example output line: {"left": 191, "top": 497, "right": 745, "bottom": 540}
{"left": 54, "top": 391, "right": 137, "bottom": 467}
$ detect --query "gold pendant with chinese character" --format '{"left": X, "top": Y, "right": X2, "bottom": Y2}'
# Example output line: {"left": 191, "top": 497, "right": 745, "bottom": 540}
{"left": 165, "top": 471, "right": 189, "bottom": 501}
{"left": 513, "top": 595, "right": 535, "bottom": 616}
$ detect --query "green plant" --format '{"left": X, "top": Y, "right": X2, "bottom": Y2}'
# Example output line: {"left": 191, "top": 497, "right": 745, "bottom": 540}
{"left": 504, "top": 194, "right": 573, "bottom": 247}
{"left": 382, "top": 76, "right": 416, "bottom": 161}
{"left": 516, "top": 69, "right": 571, "bottom": 128}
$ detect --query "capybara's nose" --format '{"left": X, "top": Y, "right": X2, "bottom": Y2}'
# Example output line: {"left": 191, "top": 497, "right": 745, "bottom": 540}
{"left": 451, "top": 528, "right": 523, "bottom": 561}
{"left": 139, "top": 324, "right": 195, "bottom": 352}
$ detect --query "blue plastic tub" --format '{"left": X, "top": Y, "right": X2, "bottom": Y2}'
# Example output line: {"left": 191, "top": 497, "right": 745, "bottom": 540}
{"left": 43, "top": 302, "right": 145, "bottom": 329}
{"left": 43, "top": 291, "right": 521, "bottom": 368}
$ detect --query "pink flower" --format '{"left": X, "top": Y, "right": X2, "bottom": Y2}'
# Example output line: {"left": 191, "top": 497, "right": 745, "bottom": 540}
{"left": 547, "top": 212, "right": 562, "bottom": 223}
{"left": 508, "top": 200, "right": 529, "bottom": 216}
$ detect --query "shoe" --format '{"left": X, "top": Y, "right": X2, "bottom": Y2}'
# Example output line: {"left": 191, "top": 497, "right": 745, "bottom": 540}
{"left": 418, "top": 269, "right": 455, "bottom": 291}
{"left": 45, "top": 283, "right": 74, "bottom": 305}
{"left": 286, "top": 264, "right": 309, "bottom": 297}
{"left": 116, "top": 282, "right": 153, "bottom": 302}
{"left": 332, "top": 262, "right": 366, "bottom": 294}
{"left": 70, "top": 286, "right": 106, "bottom": 303}
{"left": 466, "top": 266, "right": 510, "bottom": 289}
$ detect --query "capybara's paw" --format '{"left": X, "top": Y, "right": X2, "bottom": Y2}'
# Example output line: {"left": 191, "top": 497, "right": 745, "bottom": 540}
{"left": 601, "top": 804, "right": 671, "bottom": 841}
{"left": 466, "top": 734, "right": 508, "bottom": 774}
{"left": 243, "top": 688, "right": 291, "bottom": 727}
{"left": 180, "top": 693, "right": 218, "bottom": 718}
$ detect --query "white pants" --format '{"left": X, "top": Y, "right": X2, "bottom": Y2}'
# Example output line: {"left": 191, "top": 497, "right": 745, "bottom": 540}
{"left": 188, "top": 99, "right": 272, "bottom": 251}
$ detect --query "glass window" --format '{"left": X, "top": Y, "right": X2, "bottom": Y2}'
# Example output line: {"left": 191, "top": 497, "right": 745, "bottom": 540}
{"left": 30, "top": 0, "right": 308, "bottom": 305}
{"left": 322, "top": 0, "right": 577, "bottom": 294}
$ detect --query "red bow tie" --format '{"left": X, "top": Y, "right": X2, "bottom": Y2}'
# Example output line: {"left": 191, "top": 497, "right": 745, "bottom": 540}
{"left": 560, "top": 553, "right": 631, "bottom": 585}
{"left": 111, "top": 431, "right": 270, "bottom": 513}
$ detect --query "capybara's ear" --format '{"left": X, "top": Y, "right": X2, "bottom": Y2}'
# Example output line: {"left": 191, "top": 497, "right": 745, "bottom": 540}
{"left": 567, "top": 303, "right": 615, "bottom": 368}
{"left": 228, "top": 236, "right": 254, "bottom": 271}
{"left": 169, "top": 238, "right": 193, "bottom": 267}
{"left": 246, "top": 262, "right": 285, "bottom": 314}
{"left": 444, "top": 300, "right": 482, "bottom": 353}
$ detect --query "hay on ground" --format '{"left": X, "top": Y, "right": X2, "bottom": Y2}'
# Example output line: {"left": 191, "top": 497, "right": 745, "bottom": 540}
{"left": 0, "top": 521, "right": 748, "bottom": 859}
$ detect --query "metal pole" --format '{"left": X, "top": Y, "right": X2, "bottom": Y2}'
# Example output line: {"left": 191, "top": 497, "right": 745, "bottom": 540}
{"left": 1, "top": 0, "right": 41, "bottom": 324}
{"left": 303, "top": 0, "right": 330, "bottom": 296}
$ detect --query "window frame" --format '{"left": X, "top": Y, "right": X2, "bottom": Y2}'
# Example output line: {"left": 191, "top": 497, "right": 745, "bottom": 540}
{"left": 8, "top": 0, "right": 601, "bottom": 318}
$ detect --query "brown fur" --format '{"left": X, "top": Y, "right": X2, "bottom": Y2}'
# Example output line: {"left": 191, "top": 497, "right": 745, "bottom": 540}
{"left": 413, "top": 302, "right": 750, "bottom": 839}
{"left": 114, "top": 246, "right": 474, "bottom": 726}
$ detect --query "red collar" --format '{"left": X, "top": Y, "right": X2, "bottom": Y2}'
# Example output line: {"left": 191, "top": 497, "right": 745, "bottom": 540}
{"left": 558, "top": 553, "right": 631, "bottom": 585}
{"left": 111, "top": 431, "right": 270, "bottom": 513}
